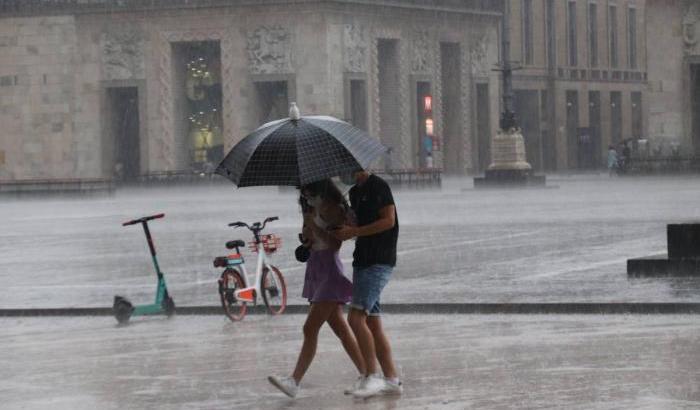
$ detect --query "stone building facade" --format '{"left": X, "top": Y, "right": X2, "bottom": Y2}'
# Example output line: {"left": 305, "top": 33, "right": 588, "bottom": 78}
{"left": 0, "top": 0, "right": 502, "bottom": 181}
{"left": 646, "top": 0, "right": 700, "bottom": 157}
{"left": 503, "top": 0, "right": 648, "bottom": 172}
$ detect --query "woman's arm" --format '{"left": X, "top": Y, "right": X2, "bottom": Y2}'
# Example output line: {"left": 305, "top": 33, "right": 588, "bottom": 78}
{"left": 301, "top": 213, "right": 314, "bottom": 246}
{"left": 310, "top": 205, "right": 343, "bottom": 250}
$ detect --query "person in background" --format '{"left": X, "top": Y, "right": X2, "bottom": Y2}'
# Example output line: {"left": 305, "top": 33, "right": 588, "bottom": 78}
{"left": 607, "top": 145, "right": 618, "bottom": 177}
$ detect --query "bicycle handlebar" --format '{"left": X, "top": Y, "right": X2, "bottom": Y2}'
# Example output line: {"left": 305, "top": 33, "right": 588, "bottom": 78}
{"left": 123, "top": 213, "right": 165, "bottom": 226}
{"left": 228, "top": 216, "right": 278, "bottom": 231}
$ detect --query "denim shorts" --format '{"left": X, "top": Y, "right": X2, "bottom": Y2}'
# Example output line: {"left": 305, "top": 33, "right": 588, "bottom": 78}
{"left": 350, "top": 264, "right": 393, "bottom": 316}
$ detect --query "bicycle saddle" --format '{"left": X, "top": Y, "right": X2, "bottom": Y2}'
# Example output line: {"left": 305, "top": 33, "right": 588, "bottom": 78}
{"left": 226, "top": 240, "right": 246, "bottom": 249}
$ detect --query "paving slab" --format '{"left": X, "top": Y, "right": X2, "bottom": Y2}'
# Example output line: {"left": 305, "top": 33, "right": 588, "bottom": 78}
{"left": 2, "top": 314, "right": 699, "bottom": 410}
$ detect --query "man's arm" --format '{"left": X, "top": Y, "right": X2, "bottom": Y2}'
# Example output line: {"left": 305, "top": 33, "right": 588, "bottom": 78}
{"left": 332, "top": 205, "right": 395, "bottom": 241}
{"left": 309, "top": 219, "right": 342, "bottom": 249}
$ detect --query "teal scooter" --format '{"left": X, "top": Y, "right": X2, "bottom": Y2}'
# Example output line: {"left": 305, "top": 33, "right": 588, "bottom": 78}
{"left": 113, "top": 213, "right": 175, "bottom": 324}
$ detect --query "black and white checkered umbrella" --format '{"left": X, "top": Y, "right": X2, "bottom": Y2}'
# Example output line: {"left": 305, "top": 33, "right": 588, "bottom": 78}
{"left": 215, "top": 115, "right": 387, "bottom": 187}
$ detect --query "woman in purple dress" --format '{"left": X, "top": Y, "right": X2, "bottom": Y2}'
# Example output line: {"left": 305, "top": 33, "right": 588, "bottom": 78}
{"left": 268, "top": 179, "right": 366, "bottom": 398}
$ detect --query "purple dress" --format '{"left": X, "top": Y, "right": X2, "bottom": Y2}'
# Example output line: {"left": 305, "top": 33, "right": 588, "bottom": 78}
{"left": 302, "top": 248, "right": 353, "bottom": 303}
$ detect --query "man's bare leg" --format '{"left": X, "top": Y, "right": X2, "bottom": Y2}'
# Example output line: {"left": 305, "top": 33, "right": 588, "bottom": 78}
{"left": 367, "top": 316, "right": 398, "bottom": 379}
{"left": 347, "top": 308, "right": 378, "bottom": 376}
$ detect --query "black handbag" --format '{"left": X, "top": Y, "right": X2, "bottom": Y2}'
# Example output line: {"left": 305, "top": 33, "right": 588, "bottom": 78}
{"left": 295, "top": 232, "right": 310, "bottom": 262}
{"left": 295, "top": 244, "right": 310, "bottom": 263}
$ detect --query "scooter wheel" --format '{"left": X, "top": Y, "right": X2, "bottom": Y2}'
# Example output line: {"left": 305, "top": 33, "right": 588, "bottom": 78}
{"left": 113, "top": 296, "right": 134, "bottom": 324}
{"left": 164, "top": 296, "right": 176, "bottom": 317}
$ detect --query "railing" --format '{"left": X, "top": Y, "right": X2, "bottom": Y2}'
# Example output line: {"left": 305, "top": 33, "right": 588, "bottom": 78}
{"left": 625, "top": 156, "right": 700, "bottom": 174}
{"left": 372, "top": 168, "right": 442, "bottom": 188}
{"left": 135, "top": 167, "right": 442, "bottom": 187}
{"left": 0, "top": 177, "right": 115, "bottom": 195}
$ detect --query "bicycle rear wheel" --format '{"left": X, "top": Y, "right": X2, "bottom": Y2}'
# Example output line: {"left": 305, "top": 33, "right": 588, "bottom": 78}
{"left": 261, "top": 266, "right": 287, "bottom": 315}
{"left": 218, "top": 268, "right": 247, "bottom": 321}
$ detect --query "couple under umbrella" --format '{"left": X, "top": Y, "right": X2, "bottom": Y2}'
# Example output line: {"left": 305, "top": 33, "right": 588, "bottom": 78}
{"left": 216, "top": 103, "right": 403, "bottom": 399}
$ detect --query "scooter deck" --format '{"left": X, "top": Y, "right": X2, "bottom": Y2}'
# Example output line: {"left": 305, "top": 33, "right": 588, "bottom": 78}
{"left": 133, "top": 304, "right": 167, "bottom": 316}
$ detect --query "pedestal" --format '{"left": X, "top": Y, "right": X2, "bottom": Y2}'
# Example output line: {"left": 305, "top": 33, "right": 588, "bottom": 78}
{"left": 627, "top": 223, "right": 700, "bottom": 277}
{"left": 668, "top": 224, "right": 700, "bottom": 259}
{"left": 473, "top": 128, "right": 546, "bottom": 188}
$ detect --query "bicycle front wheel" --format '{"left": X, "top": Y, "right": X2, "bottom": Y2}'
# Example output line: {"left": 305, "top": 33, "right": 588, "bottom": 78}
{"left": 261, "top": 266, "right": 287, "bottom": 315}
{"left": 218, "top": 268, "right": 247, "bottom": 321}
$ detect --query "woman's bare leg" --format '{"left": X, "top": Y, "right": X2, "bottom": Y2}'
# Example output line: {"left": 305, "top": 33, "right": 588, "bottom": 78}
{"left": 291, "top": 302, "right": 336, "bottom": 383}
{"left": 326, "top": 304, "right": 366, "bottom": 375}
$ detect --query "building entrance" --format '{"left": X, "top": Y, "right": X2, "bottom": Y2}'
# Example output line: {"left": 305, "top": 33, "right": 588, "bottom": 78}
{"left": 106, "top": 87, "right": 140, "bottom": 181}
{"left": 172, "top": 41, "right": 223, "bottom": 171}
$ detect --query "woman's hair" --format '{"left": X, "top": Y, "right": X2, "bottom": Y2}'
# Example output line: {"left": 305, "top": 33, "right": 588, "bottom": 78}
{"left": 298, "top": 179, "right": 349, "bottom": 211}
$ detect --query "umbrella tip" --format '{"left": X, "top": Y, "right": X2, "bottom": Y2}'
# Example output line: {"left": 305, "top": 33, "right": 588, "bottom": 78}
{"left": 289, "top": 102, "right": 300, "bottom": 121}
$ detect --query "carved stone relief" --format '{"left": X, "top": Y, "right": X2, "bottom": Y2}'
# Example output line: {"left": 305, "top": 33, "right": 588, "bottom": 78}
{"left": 101, "top": 29, "right": 145, "bottom": 80}
{"left": 343, "top": 24, "right": 367, "bottom": 72}
{"left": 469, "top": 34, "right": 489, "bottom": 77}
{"left": 246, "top": 26, "right": 292, "bottom": 74}
{"left": 683, "top": 1, "right": 700, "bottom": 54}
{"left": 411, "top": 31, "right": 431, "bottom": 73}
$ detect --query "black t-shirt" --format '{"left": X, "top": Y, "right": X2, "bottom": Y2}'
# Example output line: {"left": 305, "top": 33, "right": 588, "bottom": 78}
{"left": 349, "top": 174, "right": 399, "bottom": 267}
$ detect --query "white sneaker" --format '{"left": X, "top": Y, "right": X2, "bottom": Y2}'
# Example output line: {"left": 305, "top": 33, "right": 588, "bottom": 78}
{"left": 380, "top": 379, "right": 403, "bottom": 395}
{"left": 268, "top": 375, "right": 298, "bottom": 398}
{"left": 344, "top": 375, "right": 365, "bottom": 395}
{"left": 352, "top": 374, "right": 386, "bottom": 399}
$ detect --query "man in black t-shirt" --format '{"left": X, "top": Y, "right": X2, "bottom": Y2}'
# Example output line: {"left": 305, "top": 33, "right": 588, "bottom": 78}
{"left": 333, "top": 170, "right": 401, "bottom": 398}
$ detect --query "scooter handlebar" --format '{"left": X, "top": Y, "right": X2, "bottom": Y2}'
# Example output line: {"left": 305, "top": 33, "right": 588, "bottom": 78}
{"left": 123, "top": 213, "right": 165, "bottom": 226}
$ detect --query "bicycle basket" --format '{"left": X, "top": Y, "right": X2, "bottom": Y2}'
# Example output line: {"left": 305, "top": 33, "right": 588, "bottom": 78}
{"left": 263, "top": 234, "right": 281, "bottom": 253}
{"left": 249, "top": 234, "right": 282, "bottom": 254}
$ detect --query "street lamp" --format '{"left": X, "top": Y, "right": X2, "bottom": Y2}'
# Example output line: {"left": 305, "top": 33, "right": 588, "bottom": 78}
{"left": 474, "top": 0, "right": 545, "bottom": 187}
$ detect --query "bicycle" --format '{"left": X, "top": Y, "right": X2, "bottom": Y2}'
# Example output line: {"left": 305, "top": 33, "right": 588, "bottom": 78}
{"left": 214, "top": 216, "right": 287, "bottom": 321}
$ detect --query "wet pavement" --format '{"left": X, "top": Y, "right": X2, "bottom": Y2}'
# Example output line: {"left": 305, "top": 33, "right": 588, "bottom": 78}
{"left": 2, "top": 175, "right": 700, "bottom": 309}
{"left": 4, "top": 175, "right": 700, "bottom": 409}
{"left": 2, "top": 313, "right": 699, "bottom": 410}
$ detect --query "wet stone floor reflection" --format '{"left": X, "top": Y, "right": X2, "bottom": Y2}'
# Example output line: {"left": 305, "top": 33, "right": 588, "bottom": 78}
{"left": 1, "top": 314, "right": 699, "bottom": 410}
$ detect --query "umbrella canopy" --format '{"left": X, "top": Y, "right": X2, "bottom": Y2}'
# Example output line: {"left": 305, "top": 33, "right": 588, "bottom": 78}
{"left": 215, "top": 115, "right": 387, "bottom": 187}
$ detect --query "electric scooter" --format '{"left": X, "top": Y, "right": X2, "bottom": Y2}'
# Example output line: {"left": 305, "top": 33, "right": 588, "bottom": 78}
{"left": 113, "top": 213, "right": 175, "bottom": 324}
